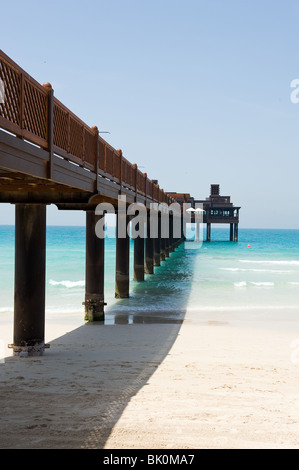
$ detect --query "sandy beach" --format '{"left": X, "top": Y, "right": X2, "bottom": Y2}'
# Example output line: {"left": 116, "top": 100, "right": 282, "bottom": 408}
{"left": 1, "top": 309, "right": 299, "bottom": 449}
{"left": 1, "top": 0, "right": 299, "bottom": 454}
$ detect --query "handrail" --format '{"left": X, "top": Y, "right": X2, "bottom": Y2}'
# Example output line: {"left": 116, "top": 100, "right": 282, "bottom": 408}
{"left": 0, "top": 50, "right": 175, "bottom": 205}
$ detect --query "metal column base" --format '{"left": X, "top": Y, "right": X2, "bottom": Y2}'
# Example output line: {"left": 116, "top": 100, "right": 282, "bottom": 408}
{"left": 9, "top": 342, "right": 50, "bottom": 357}
{"left": 115, "top": 273, "right": 130, "bottom": 298}
{"left": 83, "top": 294, "right": 106, "bottom": 322}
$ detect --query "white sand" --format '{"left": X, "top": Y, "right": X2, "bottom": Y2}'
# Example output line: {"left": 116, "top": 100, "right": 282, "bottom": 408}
{"left": 1, "top": 310, "right": 299, "bottom": 449}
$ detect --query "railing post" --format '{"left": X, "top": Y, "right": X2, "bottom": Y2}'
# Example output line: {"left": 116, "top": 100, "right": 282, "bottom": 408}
{"left": 43, "top": 82, "right": 54, "bottom": 180}
{"left": 91, "top": 126, "right": 99, "bottom": 191}
{"left": 104, "top": 144, "right": 107, "bottom": 173}
{"left": 133, "top": 163, "right": 137, "bottom": 201}
{"left": 82, "top": 126, "right": 85, "bottom": 163}
{"left": 20, "top": 72, "right": 25, "bottom": 138}
{"left": 118, "top": 149, "right": 123, "bottom": 194}
{"left": 67, "top": 113, "right": 71, "bottom": 154}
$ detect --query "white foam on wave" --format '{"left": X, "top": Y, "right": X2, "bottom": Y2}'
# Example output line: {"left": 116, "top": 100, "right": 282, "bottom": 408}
{"left": 221, "top": 268, "right": 291, "bottom": 273}
{"left": 45, "top": 306, "right": 84, "bottom": 314}
{"left": 239, "top": 259, "right": 299, "bottom": 266}
{"left": 0, "top": 307, "right": 13, "bottom": 313}
{"left": 186, "top": 305, "right": 299, "bottom": 312}
{"left": 49, "top": 280, "right": 85, "bottom": 288}
{"left": 250, "top": 282, "right": 274, "bottom": 287}
{"left": 233, "top": 281, "right": 274, "bottom": 287}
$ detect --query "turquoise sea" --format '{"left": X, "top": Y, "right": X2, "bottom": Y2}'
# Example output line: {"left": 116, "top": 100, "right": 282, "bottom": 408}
{"left": 0, "top": 225, "right": 299, "bottom": 327}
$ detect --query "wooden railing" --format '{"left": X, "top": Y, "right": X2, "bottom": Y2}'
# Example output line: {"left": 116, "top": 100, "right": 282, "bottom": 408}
{"left": 0, "top": 50, "right": 174, "bottom": 204}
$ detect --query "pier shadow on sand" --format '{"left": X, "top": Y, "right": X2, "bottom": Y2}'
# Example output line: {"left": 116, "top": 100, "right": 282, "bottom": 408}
{"left": 0, "top": 242, "right": 199, "bottom": 449}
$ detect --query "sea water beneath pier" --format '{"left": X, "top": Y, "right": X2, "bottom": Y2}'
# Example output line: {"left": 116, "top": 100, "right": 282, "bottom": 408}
{"left": 0, "top": 225, "right": 298, "bottom": 328}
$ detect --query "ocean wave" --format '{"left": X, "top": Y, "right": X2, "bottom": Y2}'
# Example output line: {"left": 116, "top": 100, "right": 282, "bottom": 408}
{"left": 239, "top": 259, "right": 299, "bottom": 266}
{"left": 221, "top": 268, "right": 240, "bottom": 272}
{"left": 221, "top": 268, "right": 290, "bottom": 273}
{"left": 45, "top": 306, "right": 84, "bottom": 314}
{"left": 233, "top": 281, "right": 274, "bottom": 287}
{"left": 49, "top": 280, "right": 85, "bottom": 288}
{"left": 0, "top": 307, "right": 13, "bottom": 313}
{"left": 250, "top": 282, "right": 274, "bottom": 287}
{"left": 186, "top": 305, "right": 299, "bottom": 312}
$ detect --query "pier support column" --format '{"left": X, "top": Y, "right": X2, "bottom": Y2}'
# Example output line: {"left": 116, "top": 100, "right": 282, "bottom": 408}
{"left": 165, "top": 236, "right": 170, "bottom": 257}
{"left": 181, "top": 214, "right": 186, "bottom": 243}
{"left": 115, "top": 213, "right": 130, "bottom": 298}
{"left": 164, "top": 217, "right": 170, "bottom": 257}
{"left": 230, "top": 223, "right": 234, "bottom": 241}
{"left": 13, "top": 204, "right": 47, "bottom": 356}
{"left": 206, "top": 222, "right": 211, "bottom": 242}
{"left": 84, "top": 210, "right": 105, "bottom": 322}
{"left": 154, "top": 213, "right": 161, "bottom": 267}
{"left": 160, "top": 233, "right": 166, "bottom": 261}
{"left": 163, "top": 211, "right": 170, "bottom": 257}
{"left": 134, "top": 229, "right": 145, "bottom": 282}
{"left": 169, "top": 212, "right": 174, "bottom": 253}
{"left": 145, "top": 212, "right": 154, "bottom": 274}
{"left": 234, "top": 223, "right": 239, "bottom": 242}
{"left": 195, "top": 221, "right": 200, "bottom": 243}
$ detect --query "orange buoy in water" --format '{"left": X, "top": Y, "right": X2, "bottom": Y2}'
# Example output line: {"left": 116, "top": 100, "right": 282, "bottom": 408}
{"left": 247, "top": 244, "right": 251, "bottom": 248}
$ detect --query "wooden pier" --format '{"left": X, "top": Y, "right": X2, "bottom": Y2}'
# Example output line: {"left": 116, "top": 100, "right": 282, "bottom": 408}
{"left": 0, "top": 51, "right": 240, "bottom": 357}
{"left": 0, "top": 50, "right": 183, "bottom": 356}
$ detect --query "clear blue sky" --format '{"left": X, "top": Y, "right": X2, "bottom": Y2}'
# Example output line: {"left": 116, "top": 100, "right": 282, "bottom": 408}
{"left": 1, "top": 0, "right": 299, "bottom": 228}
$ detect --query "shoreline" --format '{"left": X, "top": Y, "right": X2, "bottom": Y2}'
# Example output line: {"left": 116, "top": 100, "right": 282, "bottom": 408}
{"left": 1, "top": 309, "right": 299, "bottom": 449}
